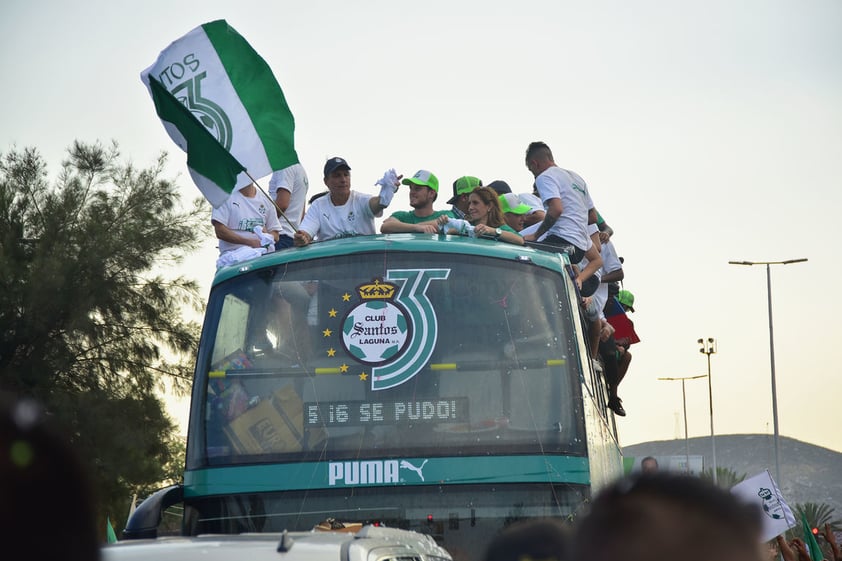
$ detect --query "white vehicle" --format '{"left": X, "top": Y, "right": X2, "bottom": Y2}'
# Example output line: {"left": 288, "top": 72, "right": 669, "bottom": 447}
{"left": 105, "top": 524, "right": 452, "bottom": 561}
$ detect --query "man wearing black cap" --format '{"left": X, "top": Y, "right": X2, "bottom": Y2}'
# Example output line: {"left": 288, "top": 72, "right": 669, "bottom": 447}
{"left": 447, "top": 176, "right": 482, "bottom": 219}
{"left": 294, "top": 157, "right": 398, "bottom": 246}
{"left": 487, "top": 180, "right": 512, "bottom": 196}
{"left": 380, "top": 170, "right": 453, "bottom": 233}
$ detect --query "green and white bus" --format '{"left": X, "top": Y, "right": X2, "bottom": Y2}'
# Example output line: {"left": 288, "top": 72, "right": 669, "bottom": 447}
{"left": 125, "top": 233, "right": 623, "bottom": 560}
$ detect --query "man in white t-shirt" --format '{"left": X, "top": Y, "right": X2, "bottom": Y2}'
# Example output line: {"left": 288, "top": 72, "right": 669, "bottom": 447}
{"left": 211, "top": 182, "right": 282, "bottom": 255}
{"left": 294, "top": 157, "right": 397, "bottom": 246}
{"left": 269, "top": 162, "right": 309, "bottom": 250}
{"left": 522, "top": 141, "right": 598, "bottom": 267}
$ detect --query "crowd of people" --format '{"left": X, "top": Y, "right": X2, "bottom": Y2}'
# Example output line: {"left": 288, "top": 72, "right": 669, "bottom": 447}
{"left": 211, "top": 141, "right": 639, "bottom": 416}
{"left": 484, "top": 469, "right": 842, "bottom": 561}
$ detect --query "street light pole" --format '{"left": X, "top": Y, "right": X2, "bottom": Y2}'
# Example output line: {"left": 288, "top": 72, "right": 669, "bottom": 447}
{"left": 658, "top": 375, "right": 706, "bottom": 473}
{"left": 728, "top": 258, "right": 807, "bottom": 488}
{"left": 698, "top": 338, "right": 718, "bottom": 484}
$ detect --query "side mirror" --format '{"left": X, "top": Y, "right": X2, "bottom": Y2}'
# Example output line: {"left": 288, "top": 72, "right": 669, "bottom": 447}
{"left": 121, "top": 484, "right": 184, "bottom": 540}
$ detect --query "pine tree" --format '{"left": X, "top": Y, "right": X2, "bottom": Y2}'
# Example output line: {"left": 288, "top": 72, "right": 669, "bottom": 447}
{"left": 0, "top": 140, "right": 209, "bottom": 532}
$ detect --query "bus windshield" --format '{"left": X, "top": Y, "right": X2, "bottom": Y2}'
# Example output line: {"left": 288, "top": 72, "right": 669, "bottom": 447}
{"left": 191, "top": 250, "right": 586, "bottom": 469}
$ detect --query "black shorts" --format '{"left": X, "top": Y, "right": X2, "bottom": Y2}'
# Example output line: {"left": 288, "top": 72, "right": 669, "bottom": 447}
{"left": 543, "top": 235, "right": 586, "bottom": 264}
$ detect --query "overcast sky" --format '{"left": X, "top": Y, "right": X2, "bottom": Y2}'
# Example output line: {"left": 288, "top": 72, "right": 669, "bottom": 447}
{"left": 3, "top": 0, "right": 841, "bottom": 460}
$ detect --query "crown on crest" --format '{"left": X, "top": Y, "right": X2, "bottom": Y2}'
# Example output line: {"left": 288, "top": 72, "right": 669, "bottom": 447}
{"left": 358, "top": 278, "right": 396, "bottom": 300}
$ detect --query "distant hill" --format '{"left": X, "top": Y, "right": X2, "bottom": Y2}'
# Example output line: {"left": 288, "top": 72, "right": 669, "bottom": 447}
{"left": 622, "top": 434, "right": 842, "bottom": 517}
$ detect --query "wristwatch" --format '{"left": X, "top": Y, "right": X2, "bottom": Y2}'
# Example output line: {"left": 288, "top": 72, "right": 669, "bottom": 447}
{"left": 494, "top": 228, "right": 502, "bottom": 240}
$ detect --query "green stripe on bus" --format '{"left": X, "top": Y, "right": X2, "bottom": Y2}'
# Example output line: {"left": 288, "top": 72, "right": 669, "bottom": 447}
{"left": 184, "top": 455, "right": 590, "bottom": 497}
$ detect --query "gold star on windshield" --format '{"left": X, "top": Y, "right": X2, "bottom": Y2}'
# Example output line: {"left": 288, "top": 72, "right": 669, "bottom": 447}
{"left": 340, "top": 364, "right": 349, "bottom": 373}
{"left": 327, "top": 348, "right": 336, "bottom": 357}
{"left": 322, "top": 328, "right": 332, "bottom": 337}
{"left": 329, "top": 308, "right": 338, "bottom": 317}
{"left": 359, "top": 372, "right": 368, "bottom": 381}
{"left": 342, "top": 293, "right": 351, "bottom": 301}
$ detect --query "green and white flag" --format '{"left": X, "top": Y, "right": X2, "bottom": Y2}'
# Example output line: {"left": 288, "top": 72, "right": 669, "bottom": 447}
{"left": 141, "top": 20, "right": 298, "bottom": 208}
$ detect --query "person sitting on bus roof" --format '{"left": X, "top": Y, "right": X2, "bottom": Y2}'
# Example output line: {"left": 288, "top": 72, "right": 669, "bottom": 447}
{"left": 294, "top": 157, "right": 399, "bottom": 246}
{"left": 487, "top": 179, "right": 513, "bottom": 195}
{"left": 380, "top": 170, "right": 453, "bottom": 234}
{"left": 490, "top": 178, "right": 549, "bottom": 229}
{"left": 446, "top": 175, "right": 482, "bottom": 219}
{"left": 499, "top": 192, "right": 532, "bottom": 233}
{"left": 212, "top": 182, "right": 282, "bottom": 267}
{"left": 437, "top": 186, "right": 524, "bottom": 245}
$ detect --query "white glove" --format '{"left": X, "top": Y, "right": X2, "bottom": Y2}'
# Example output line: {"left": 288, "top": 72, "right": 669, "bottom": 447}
{"left": 252, "top": 226, "right": 276, "bottom": 250}
{"left": 376, "top": 168, "right": 399, "bottom": 207}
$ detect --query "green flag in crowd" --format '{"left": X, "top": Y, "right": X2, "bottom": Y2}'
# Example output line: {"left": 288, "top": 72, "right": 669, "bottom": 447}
{"left": 801, "top": 513, "right": 823, "bottom": 561}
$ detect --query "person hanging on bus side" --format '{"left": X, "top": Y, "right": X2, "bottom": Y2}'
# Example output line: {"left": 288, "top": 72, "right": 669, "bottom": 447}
{"left": 614, "top": 288, "right": 637, "bottom": 384}
{"left": 294, "top": 157, "right": 399, "bottom": 246}
{"left": 380, "top": 169, "right": 453, "bottom": 234}
{"left": 592, "top": 231, "right": 627, "bottom": 416}
{"left": 437, "top": 186, "right": 524, "bottom": 245}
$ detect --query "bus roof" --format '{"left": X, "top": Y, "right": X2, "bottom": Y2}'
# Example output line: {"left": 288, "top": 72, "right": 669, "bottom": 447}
{"left": 212, "top": 234, "right": 570, "bottom": 285}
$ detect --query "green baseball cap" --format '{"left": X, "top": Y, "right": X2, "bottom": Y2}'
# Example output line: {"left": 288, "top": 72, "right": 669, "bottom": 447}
{"left": 401, "top": 169, "right": 439, "bottom": 192}
{"left": 447, "top": 176, "right": 482, "bottom": 204}
{"left": 499, "top": 193, "right": 531, "bottom": 215}
{"left": 617, "top": 290, "right": 635, "bottom": 312}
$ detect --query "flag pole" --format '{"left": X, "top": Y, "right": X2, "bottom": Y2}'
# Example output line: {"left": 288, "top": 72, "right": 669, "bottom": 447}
{"left": 243, "top": 170, "right": 298, "bottom": 232}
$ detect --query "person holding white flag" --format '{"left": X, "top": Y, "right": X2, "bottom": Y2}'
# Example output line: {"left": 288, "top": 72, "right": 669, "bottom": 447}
{"left": 269, "top": 163, "right": 309, "bottom": 250}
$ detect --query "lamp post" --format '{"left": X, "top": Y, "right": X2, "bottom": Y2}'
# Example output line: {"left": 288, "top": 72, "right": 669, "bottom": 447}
{"left": 658, "top": 374, "right": 707, "bottom": 473}
{"left": 698, "top": 337, "right": 717, "bottom": 484}
{"left": 728, "top": 258, "right": 808, "bottom": 487}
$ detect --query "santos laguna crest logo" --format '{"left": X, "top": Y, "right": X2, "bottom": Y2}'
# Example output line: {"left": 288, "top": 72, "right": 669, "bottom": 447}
{"left": 341, "top": 269, "right": 449, "bottom": 391}
{"left": 342, "top": 280, "right": 409, "bottom": 364}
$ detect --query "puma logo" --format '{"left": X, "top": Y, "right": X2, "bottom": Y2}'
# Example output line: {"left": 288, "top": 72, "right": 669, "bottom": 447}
{"left": 399, "top": 459, "right": 428, "bottom": 481}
